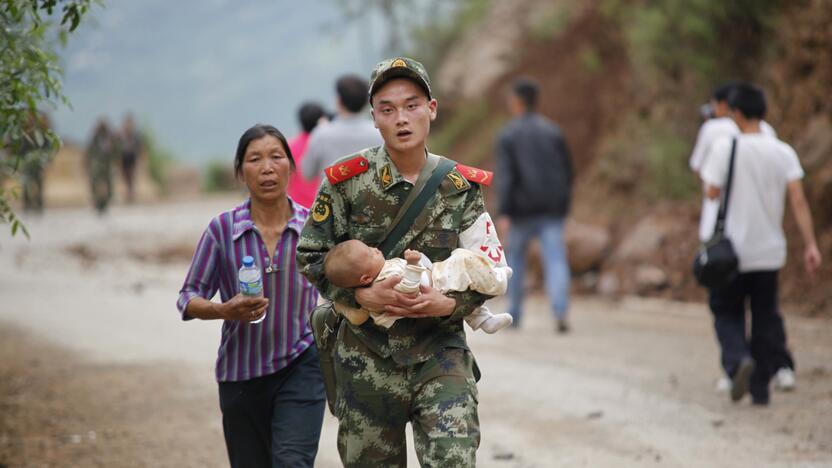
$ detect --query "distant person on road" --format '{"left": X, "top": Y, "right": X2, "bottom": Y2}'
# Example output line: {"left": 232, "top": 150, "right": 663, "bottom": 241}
{"left": 287, "top": 101, "right": 328, "bottom": 208}
{"left": 86, "top": 118, "right": 117, "bottom": 215}
{"left": 19, "top": 112, "right": 54, "bottom": 214}
{"left": 496, "top": 77, "right": 574, "bottom": 333}
{"left": 700, "top": 83, "right": 822, "bottom": 406}
{"left": 119, "top": 113, "right": 144, "bottom": 204}
{"left": 300, "top": 74, "right": 383, "bottom": 181}
{"left": 691, "top": 82, "right": 796, "bottom": 393}
{"left": 177, "top": 124, "right": 325, "bottom": 467}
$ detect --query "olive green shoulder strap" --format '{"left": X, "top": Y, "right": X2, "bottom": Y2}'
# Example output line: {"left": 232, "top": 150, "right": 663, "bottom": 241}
{"left": 378, "top": 155, "right": 456, "bottom": 258}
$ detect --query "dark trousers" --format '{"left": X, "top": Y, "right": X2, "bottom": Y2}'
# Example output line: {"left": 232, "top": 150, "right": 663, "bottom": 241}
{"left": 708, "top": 270, "right": 792, "bottom": 401}
{"left": 218, "top": 345, "right": 326, "bottom": 468}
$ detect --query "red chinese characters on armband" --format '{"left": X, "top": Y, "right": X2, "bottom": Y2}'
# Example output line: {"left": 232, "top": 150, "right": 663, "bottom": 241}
{"left": 459, "top": 212, "right": 507, "bottom": 267}
{"left": 324, "top": 155, "right": 369, "bottom": 185}
{"left": 478, "top": 217, "right": 504, "bottom": 264}
{"left": 455, "top": 163, "right": 493, "bottom": 186}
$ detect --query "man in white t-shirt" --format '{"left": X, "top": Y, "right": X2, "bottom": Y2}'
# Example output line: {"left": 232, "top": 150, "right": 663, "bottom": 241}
{"left": 700, "top": 83, "right": 822, "bottom": 406}
{"left": 691, "top": 82, "right": 776, "bottom": 241}
{"left": 691, "top": 82, "right": 795, "bottom": 394}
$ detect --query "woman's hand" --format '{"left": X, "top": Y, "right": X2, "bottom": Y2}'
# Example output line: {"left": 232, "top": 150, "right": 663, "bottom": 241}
{"left": 219, "top": 294, "right": 269, "bottom": 322}
{"left": 384, "top": 284, "right": 456, "bottom": 318}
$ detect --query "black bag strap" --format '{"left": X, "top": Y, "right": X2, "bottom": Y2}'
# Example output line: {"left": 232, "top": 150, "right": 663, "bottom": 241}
{"left": 377, "top": 156, "right": 457, "bottom": 257}
{"left": 714, "top": 137, "right": 737, "bottom": 235}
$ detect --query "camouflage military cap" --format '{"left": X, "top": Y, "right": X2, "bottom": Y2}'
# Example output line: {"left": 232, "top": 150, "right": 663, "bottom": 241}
{"left": 368, "top": 57, "right": 432, "bottom": 103}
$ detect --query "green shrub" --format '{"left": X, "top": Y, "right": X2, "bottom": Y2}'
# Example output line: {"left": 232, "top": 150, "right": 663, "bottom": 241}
{"left": 202, "top": 160, "right": 237, "bottom": 193}
{"left": 578, "top": 44, "right": 603, "bottom": 73}
{"left": 603, "top": 0, "right": 784, "bottom": 87}
{"left": 530, "top": 2, "right": 575, "bottom": 41}
{"left": 141, "top": 127, "right": 174, "bottom": 194}
{"left": 644, "top": 128, "right": 698, "bottom": 199}
{"left": 596, "top": 117, "right": 697, "bottom": 200}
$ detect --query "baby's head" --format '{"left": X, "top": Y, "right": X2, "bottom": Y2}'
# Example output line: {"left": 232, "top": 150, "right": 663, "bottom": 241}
{"left": 324, "top": 239, "right": 386, "bottom": 288}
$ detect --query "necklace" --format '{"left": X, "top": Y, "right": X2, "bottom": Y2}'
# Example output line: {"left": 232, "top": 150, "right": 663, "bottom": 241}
{"left": 264, "top": 261, "right": 279, "bottom": 274}
{"left": 264, "top": 226, "right": 285, "bottom": 274}
{"left": 251, "top": 200, "right": 289, "bottom": 275}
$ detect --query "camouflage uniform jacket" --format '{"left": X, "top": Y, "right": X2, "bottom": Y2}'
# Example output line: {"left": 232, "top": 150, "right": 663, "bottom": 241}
{"left": 297, "top": 145, "right": 491, "bottom": 366}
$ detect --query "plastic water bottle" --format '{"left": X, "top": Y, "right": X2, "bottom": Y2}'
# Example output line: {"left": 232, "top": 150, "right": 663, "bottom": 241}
{"left": 238, "top": 255, "right": 265, "bottom": 323}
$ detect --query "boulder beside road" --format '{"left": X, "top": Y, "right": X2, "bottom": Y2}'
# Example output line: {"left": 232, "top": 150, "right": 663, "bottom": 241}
{"left": 565, "top": 220, "right": 611, "bottom": 274}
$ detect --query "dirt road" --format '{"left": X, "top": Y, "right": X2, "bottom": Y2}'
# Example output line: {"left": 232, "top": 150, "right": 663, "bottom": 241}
{"left": 1, "top": 197, "right": 830, "bottom": 467}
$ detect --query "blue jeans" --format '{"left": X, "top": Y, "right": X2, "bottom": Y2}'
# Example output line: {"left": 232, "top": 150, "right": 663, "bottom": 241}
{"left": 507, "top": 216, "right": 570, "bottom": 324}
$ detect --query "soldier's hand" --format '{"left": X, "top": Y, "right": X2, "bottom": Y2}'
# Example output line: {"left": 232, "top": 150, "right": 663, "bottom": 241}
{"left": 220, "top": 294, "right": 269, "bottom": 322}
{"left": 355, "top": 275, "right": 403, "bottom": 312}
{"left": 385, "top": 284, "right": 456, "bottom": 318}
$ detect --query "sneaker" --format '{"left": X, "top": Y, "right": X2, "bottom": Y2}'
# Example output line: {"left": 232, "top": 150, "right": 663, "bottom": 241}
{"left": 479, "top": 313, "right": 513, "bottom": 334}
{"left": 773, "top": 367, "right": 796, "bottom": 392}
{"left": 730, "top": 357, "right": 756, "bottom": 402}
{"left": 715, "top": 376, "right": 732, "bottom": 393}
{"left": 556, "top": 319, "right": 570, "bottom": 334}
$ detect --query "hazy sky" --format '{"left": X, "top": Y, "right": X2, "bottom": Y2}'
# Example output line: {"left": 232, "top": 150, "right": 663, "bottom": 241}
{"left": 52, "top": 1, "right": 391, "bottom": 163}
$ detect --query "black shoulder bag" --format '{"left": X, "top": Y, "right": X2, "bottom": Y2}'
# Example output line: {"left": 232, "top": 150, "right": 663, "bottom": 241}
{"left": 692, "top": 138, "right": 739, "bottom": 290}
{"left": 312, "top": 155, "right": 457, "bottom": 415}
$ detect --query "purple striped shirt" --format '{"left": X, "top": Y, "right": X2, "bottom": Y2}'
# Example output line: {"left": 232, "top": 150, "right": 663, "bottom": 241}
{"left": 177, "top": 198, "right": 317, "bottom": 382}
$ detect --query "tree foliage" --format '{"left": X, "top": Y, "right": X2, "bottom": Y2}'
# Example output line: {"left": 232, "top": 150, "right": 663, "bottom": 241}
{"left": 0, "top": 0, "right": 95, "bottom": 236}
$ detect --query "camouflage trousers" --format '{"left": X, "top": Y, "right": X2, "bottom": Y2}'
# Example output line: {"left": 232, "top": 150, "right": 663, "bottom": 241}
{"left": 334, "top": 325, "right": 480, "bottom": 467}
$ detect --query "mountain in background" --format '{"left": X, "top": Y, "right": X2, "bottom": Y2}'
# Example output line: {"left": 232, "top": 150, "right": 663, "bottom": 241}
{"left": 53, "top": 1, "right": 391, "bottom": 163}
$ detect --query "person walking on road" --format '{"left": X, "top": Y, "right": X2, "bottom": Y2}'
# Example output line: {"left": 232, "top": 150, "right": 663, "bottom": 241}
{"left": 700, "top": 83, "right": 822, "bottom": 406}
{"left": 86, "top": 118, "right": 117, "bottom": 215}
{"left": 300, "top": 74, "right": 382, "bottom": 181}
{"left": 119, "top": 113, "right": 143, "bottom": 204}
{"left": 177, "top": 124, "right": 326, "bottom": 467}
{"left": 19, "top": 112, "right": 53, "bottom": 214}
{"left": 691, "top": 82, "right": 796, "bottom": 393}
{"left": 691, "top": 82, "right": 777, "bottom": 241}
{"left": 298, "top": 57, "right": 491, "bottom": 467}
{"left": 287, "top": 101, "right": 328, "bottom": 208}
{"left": 496, "top": 77, "right": 574, "bottom": 333}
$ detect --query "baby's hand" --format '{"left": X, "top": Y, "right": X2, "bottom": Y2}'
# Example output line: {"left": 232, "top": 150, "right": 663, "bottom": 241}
{"left": 403, "top": 249, "right": 422, "bottom": 265}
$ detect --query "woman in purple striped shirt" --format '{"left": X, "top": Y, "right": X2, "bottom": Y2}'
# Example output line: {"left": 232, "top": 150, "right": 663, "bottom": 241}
{"left": 177, "top": 124, "right": 325, "bottom": 467}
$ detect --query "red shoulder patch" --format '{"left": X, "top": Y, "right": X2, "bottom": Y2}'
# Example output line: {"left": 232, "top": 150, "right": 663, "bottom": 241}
{"left": 324, "top": 156, "right": 369, "bottom": 185}
{"left": 455, "top": 163, "right": 493, "bottom": 186}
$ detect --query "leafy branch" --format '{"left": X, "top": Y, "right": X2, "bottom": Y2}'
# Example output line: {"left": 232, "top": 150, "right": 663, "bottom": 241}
{"left": 1, "top": 0, "right": 97, "bottom": 237}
